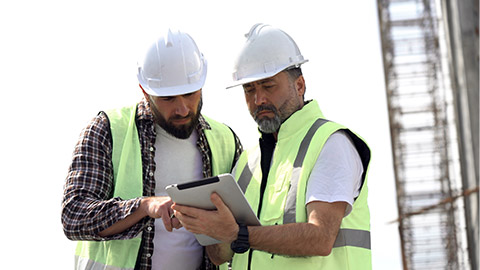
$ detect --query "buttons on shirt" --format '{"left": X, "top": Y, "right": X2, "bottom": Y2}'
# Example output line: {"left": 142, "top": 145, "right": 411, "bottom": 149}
{"left": 149, "top": 146, "right": 154, "bottom": 152}
{"left": 146, "top": 253, "right": 151, "bottom": 258}
{"left": 147, "top": 226, "right": 152, "bottom": 231}
{"left": 149, "top": 172, "right": 154, "bottom": 177}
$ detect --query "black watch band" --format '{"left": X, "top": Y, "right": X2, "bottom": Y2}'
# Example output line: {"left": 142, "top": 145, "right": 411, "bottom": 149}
{"left": 230, "top": 224, "right": 250, "bottom": 253}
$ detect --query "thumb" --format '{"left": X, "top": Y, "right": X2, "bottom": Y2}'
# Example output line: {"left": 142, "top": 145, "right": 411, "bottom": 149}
{"left": 210, "top": 192, "right": 228, "bottom": 212}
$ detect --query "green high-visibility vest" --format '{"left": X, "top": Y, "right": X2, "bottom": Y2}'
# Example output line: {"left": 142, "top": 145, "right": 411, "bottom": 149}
{"left": 227, "top": 100, "right": 372, "bottom": 270}
{"left": 74, "top": 104, "right": 237, "bottom": 270}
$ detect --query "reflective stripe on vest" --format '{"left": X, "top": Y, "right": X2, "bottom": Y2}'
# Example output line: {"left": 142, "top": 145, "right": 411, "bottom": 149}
{"left": 75, "top": 256, "right": 125, "bottom": 270}
{"left": 283, "top": 118, "right": 329, "bottom": 224}
{"left": 333, "top": 228, "right": 371, "bottom": 249}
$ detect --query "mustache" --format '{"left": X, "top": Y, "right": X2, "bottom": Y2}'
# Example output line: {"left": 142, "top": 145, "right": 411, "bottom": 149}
{"left": 254, "top": 104, "right": 278, "bottom": 117}
{"left": 169, "top": 113, "right": 194, "bottom": 121}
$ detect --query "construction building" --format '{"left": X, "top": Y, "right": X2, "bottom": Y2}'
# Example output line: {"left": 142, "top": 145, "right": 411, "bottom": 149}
{"left": 377, "top": 0, "right": 478, "bottom": 269}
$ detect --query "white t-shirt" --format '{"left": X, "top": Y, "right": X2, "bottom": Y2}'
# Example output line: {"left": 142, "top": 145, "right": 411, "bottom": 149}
{"left": 151, "top": 125, "right": 204, "bottom": 270}
{"left": 306, "top": 130, "right": 363, "bottom": 217}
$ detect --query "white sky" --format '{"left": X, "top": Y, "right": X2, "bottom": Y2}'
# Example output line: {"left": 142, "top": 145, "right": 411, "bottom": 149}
{"left": 0, "top": 0, "right": 402, "bottom": 269}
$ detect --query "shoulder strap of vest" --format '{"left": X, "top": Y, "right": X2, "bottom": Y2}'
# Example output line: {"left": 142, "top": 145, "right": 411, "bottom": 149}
{"left": 104, "top": 104, "right": 143, "bottom": 199}
{"left": 202, "top": 115, "right": 237, "bottom": 176}
{"left": 283, "top": 118, "right": 330, "bottom": 223}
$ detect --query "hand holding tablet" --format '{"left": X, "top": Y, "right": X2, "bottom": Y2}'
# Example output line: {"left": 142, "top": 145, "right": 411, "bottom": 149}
{"left": 165, "top": 173, "right": 260, "bottom": 245}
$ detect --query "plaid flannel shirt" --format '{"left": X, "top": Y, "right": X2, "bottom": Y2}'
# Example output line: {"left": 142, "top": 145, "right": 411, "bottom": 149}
{"left": 62, "top": 98, "right": 242, "bottom": 269}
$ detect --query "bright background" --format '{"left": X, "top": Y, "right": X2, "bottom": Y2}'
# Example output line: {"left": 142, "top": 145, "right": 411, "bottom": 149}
{"left": 0, "top": 1, "right": 402, "bottom": 269}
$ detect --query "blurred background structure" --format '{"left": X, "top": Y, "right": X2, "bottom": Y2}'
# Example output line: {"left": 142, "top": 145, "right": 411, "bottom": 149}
{"left": 377, "top": 0, "right": 479, "bottom": 269}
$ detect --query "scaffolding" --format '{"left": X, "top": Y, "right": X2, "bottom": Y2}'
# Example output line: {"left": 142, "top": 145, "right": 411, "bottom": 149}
{"left": 377, "top": 0, "right": 472, "bottom": 269}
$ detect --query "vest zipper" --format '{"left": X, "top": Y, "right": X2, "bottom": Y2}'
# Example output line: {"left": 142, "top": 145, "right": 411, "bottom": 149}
{"left": 248, "top": 134, "right": 275, "bottom": 270}
{"left": 247, "top": 249, "right": 253, "bottom": 270}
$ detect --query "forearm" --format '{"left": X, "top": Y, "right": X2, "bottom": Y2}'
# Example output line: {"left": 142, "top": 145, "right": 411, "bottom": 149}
{"left": 247, "top": 202, "right": 346, "bottom": 257}
{"left": 206, "top": 243, "right": 233, "bottom": 265}
{"left": 248, "top": 222, "right": 336, "bottom": 257}
{"left": 203, "top": 222, "right": 333, "bottom": 260}
{"left": 98, "top": 195, "right": 179, "bottom": 237}
{"left": 62, "top": 195, "right": 143, "bottom": 241}
{"left": 98, "top": 198, "right": 148, "bottom": 237}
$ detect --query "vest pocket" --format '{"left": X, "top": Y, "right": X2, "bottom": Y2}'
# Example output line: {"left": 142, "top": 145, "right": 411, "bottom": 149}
{"left": 272, "top": 171, "right": 290, "bottom": 192}
{"left": 260, "top": 172, "right": 290, "bottom": 225}
{"left": 259, "top": 198, "right": 284, "bottom": 225}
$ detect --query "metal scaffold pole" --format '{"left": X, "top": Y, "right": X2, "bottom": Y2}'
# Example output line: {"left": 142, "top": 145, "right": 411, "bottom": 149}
{"left": 377, "top": 0, "right": 478, "bottom": 269}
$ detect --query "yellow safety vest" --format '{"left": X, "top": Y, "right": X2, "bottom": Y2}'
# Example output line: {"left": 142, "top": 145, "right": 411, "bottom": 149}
{"left": 74, "top": 104, "right": 237, "bottom": 270}
{"left": 228, "top": 100, "right": 372, "bottom": 270}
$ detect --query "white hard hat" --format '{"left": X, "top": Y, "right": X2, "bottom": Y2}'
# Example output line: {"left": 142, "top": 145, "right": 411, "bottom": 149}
{"left": 227, "top": 23, "right": 308, "bottom": 89}
{"left": 137, "top": 29, "right": 207, "bottom": 96}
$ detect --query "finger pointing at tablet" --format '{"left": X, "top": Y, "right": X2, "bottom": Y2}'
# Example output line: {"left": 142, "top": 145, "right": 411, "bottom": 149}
{"left": 141, "top": 196, "right": 182, "bottom": 232}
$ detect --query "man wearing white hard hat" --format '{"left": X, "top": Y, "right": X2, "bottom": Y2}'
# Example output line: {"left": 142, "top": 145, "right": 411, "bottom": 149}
{"left": 173, "top": 24, "right": 372, "bottom": 270}
{"left": 62, "top": 29, "right": 242, "bottom": 270}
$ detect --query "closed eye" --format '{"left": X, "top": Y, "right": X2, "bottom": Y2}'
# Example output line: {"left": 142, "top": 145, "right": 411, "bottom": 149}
{"left": 160, "top": 97, "right": 174, "bottom": 101}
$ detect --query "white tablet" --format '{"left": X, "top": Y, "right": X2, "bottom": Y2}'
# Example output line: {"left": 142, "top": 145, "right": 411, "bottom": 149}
{"left": 165, "top": 173, "right": 260, "bottom": 246}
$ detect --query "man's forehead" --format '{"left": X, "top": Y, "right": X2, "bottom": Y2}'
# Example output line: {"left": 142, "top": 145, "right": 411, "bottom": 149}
{"left": 243, "top": 77, "right": 277, "bottom": 87}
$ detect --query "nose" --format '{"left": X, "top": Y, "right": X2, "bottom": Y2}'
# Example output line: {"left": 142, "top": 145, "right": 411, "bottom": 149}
{"left": 174, "top": 97, "right": 189, "bottom": 117}
{"left": 254, "top": 89, "right": 268, "bottom": 106}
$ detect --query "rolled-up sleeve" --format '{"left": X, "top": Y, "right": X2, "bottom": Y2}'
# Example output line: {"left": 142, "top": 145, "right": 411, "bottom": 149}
{"left": 61, "top": 112, "right": 144, "bottom": 241}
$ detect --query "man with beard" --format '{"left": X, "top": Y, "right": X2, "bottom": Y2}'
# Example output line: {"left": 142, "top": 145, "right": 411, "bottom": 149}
{"left": 172, "top": 24, "right": 372, "bottom": 270}
{"left": 62, "top": 29, "right": 242, "bottom": 270}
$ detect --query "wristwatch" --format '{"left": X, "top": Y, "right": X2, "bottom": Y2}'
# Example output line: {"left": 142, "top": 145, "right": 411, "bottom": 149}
{"left": 230, "top": 224, "right": 250, "bottom": 253}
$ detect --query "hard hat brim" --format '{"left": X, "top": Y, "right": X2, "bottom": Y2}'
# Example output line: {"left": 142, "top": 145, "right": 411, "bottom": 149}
{"left": 226, "top": 71, "right": 279, "bottom": 89}
{"left": 139, "top": 78, "right": 205, "bottom": 97}
{"left": 226, "top": 60, "right": 308, "bottom": 89}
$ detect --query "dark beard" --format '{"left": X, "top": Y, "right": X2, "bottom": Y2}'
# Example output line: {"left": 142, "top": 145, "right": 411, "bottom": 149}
{"left": 155, "top": 98, "right": 203, "bottom": 139}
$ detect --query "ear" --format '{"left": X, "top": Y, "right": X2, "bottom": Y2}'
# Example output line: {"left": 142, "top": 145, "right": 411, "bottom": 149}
{"left": 295, "top": 75, "right": 306, "bottom": 97}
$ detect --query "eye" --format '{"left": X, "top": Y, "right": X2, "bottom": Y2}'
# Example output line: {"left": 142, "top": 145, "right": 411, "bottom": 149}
{"left": 243, "top": 85, "right": 255, "bottom": 94}
{"left": 160, "top": 97, "right": 174, "bottom": 102}
{"left": 263, "top": 83, "right": 276, "bottom": 90}
{"left": 260, "top": 79, "right": 276, "bottom": 90}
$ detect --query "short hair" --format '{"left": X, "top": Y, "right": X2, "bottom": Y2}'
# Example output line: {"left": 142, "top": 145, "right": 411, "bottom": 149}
{"left": 284, "top": 67, "right": 306, "bottom": 98}
{"left": 285, "top": 66, "right": 303, "bottom": 81}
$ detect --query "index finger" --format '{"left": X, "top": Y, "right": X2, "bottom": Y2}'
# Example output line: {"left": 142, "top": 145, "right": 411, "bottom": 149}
{"left": 172, "top": 204, "right": 200, "bottom": 218}
{"left": 162, "top": 210, "right": 174, "bottom": 232}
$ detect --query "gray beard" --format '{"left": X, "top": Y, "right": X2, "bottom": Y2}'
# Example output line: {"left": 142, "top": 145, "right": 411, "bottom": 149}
{"left": 253, "top": 104, "right": 282, "bottom": 133}
{"left": 256, "top": 114, "right": 282, "bottom": 133}
{"left": 251, "top": 83, "right": 303, "bottom": 134}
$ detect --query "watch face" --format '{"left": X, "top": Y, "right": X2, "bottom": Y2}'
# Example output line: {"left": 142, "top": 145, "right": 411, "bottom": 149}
{"left": 231, "top": 241, "right": 249, "bottom": 253}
